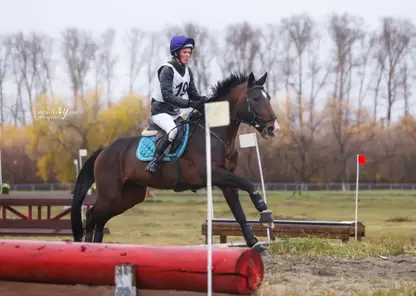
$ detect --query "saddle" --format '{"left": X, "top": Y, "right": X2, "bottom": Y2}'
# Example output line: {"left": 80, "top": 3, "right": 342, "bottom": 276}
{"left": 136, "top": 110, "right": 191, "bottom": 162}
{"left": 141, "top": 110, "right": 192, "bottom": 137}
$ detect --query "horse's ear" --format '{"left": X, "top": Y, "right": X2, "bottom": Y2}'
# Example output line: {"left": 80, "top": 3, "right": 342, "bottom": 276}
{"left": 256, "top": 72, "right": 267, "bottom": 85}
{"left": 248, "top": 72, "right": 255, "bottom": 87}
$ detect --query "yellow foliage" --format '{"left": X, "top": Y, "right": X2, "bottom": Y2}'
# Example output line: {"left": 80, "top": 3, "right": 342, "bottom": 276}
{"left": 0, "top": 125, "right": 32, "bottom": 149}
{"left": 80, "top": 89, "right": 101, "bottom": 112}
{"left": 96, "top": 94, "right": 150, "bottom": 145}
{"left": 54, "top": 155, "right": 77, "bottom": 184}
{"left": 395, "top": 114, "right": 416, "bottom": 130}
{"left": 346, "top": 123, "right": 376, "bottom": 135}
{"left": 36, "top": 154, "right": 53, "bottom": 182}
{"left": 14, "top": 92, "right": 152, "bottom": 183}
{"left": 34, "top": 93, "right": 71, "bottom": 118}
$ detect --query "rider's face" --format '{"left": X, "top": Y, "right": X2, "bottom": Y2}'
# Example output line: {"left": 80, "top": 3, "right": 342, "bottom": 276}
{"left": 178, "top": 48, "right": 192, "bottom": 64}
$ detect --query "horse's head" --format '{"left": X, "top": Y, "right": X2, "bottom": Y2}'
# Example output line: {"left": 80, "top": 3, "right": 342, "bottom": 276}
{"left": 234, "top": 72, "right": 280, "bottom": 138}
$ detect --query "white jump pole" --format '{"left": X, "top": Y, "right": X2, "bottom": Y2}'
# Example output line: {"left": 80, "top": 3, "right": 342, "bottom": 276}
{"left": 74, "top": 159, "right": 79, "bottom": 176}
{"left": 239, "top": 133, "right": 271, "bottom": 244}
{"left": 355, "top": 154, "right": 366, "bottom": 240}
{"left": 204, "top": 101, "right": 230, "bottom": 296}
{"left": 78, "top": 149, "right": 87, "bottom": 171}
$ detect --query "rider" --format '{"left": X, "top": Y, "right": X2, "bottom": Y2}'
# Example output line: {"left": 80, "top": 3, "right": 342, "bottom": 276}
{"left": 145, "top": 35, "right": 208, "bottom": 173}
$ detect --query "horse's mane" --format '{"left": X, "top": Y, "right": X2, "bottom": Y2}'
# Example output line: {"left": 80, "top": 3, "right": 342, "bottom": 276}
{"left": 208, "top": 72, "right": 248, "bottom": 102}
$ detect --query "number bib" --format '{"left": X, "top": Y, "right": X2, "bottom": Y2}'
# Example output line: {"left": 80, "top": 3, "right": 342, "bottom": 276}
{"left": 151, "top": 63, "right": 190, "bottom": 103}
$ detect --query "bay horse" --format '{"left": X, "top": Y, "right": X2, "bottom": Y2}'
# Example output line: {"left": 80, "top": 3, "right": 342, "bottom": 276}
{"left": 71, "top": 71, "right": 280, "bottom": 255}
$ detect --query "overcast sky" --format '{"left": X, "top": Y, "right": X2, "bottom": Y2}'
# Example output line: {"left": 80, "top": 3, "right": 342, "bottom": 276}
{"left": 1, "top": 0, "right": 415, "bottom": 119}
{"left": 2, "top": 0, "right": 414, "bottom": 33}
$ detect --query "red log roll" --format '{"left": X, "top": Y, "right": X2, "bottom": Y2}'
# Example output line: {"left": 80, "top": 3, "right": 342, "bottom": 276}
{"left": 0, "top": 240, "right": 264, "bottom": 295}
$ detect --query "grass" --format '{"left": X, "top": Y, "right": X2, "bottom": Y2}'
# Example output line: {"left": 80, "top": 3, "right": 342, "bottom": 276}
{"left": 2, "top": 189, "right": 416, "bottom": 256}
{"left": 269, "top": 236, "right": 415, "bottom": 259}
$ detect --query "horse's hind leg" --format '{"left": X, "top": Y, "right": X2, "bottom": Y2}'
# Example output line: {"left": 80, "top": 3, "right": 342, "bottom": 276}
{"left": 84, "top": 206, "right": 95, "bottom": 242}
{"left": 93, "top": 209, "right": 116, "bottom": 243}
{"left": 92, "top": 182, "right": 148, "bottom": 243}
{"left": 84, "top": 176, "right": 123, "bottom": 243}
{"left": 88, "top": 193, "right": 121, "bottom": 243}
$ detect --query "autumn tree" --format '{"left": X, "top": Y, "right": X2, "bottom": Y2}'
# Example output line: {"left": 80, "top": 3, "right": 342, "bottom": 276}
{"left": 9, "top": 35, "right": 25, "bottom": 126}
{"left": 355, "top": 27, "right": 377, "bottom": 124}
{"left": 0, "top": 124, "right": 39, "bottom": 184}
{"left": 99, "top": 28, "right": 117, "bottom": 108}
{"left": 327, "top": 13, "right": 367, "bottom": 186}
{"left": 0, "top": 17, "right": 415, "bottom": 185}
{"left": 0, "top": 36, "right": 10, "bottom": 128}
{"left": 0, "top": 35, "right": 11, "bottom": 186}
{"left": 401, "top": 54, "right": 411, "bottom": 118}
{"left": 375, "top": 17, "right": 415, "bottom": 125}
{"left": 9, "top": 32, "right": 54, "bottom": 123}
{"left": 143, "top": 31, "right": 163, "bottom": 99}
{"left": 218, "top": 22, "right": 261, "bottom": 76}
{"left": 28, "top": 93, "right": 149, "bottom": 183}
{"left": 258, "top": 23, "right": 281, "bottom": 99}
{"left": 92, "top": 41, "right": 104, "bottom": 116}
{"left": 324, "top": 98, "right": 376, "bottom": 185}
{"left": 328, "top": 13, "right": 364, "bottom": 119}
{"left": 125, "top": 28, "right": 146, "bottom": 94}
{"left": 61, "top": 28, "right": 98, "bottom": 112}
{"left": 216, "top": 22, "right": 262, "bottom": 176}
{"left": 278, "top": 14, "right": 330, "bottom": 193}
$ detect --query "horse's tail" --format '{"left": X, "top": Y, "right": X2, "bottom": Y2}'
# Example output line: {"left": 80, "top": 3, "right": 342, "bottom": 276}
{"left": 71, "top": 147, "right": 105, "bottom": 242}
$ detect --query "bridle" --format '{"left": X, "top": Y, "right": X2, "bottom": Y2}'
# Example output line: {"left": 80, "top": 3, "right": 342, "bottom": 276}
{"left": 186, "top": 84, "right": 277, "bottom": 151}
{"left": 231, "top": 85, "right": 276, "bottom": 131}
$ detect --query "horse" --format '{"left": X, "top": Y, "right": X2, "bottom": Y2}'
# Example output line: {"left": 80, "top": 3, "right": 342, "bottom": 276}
{"left": 70, "top": 71, "right": 280, "bottom": 255}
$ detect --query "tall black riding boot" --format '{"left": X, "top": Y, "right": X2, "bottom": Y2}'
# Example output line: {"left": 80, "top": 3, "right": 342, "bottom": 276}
{"left": 145, "top": 137, "right": 171, "bottom": 173}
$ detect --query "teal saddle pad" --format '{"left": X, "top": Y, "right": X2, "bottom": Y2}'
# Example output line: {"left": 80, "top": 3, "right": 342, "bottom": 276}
{"left": 136, "top": 123, "right": 190, "bottom": 162}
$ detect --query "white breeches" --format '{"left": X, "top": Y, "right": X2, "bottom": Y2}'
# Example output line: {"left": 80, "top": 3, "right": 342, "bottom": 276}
{"left": 151, "top": 113, "right": 179, "bottom": 142}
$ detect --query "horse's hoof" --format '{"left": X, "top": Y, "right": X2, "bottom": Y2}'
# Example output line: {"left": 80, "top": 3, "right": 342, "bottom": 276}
{"left": 260, "top": 210, "right": 275, "bottom": 229}
{"left": 252, "top": 242, "right": 269, "bottom": 256}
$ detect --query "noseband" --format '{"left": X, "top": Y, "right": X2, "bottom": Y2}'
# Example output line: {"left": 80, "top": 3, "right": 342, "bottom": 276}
{"left": 231, "top": 85, "right": 276, "bottom": 130}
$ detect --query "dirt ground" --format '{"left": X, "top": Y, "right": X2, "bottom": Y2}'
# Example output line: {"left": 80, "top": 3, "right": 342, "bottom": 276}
{"left": 0, "top": 255, "right": 415, "bottom": 296}
{"left": 260, "top": 254, "right": 416, "bottom": 295}
{"left": 0, "top": 283, "right": 234, "bottom": 296}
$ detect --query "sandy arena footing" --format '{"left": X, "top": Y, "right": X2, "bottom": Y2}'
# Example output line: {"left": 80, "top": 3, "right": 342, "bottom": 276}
{"left": 0, "top": 282, "right": 237, "bottom": 296}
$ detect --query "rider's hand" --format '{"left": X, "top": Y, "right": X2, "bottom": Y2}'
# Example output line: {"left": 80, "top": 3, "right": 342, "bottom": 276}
{"left": 189, "top": 100, "right": 204, "bottom": 110}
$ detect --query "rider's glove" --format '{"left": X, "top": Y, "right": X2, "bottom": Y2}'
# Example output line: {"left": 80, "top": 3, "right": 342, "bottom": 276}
{"left": 189, "top": 100, "right": 204, "bottom": 110}
{"left": 199, "top": 95, "right": 209, "bottom": 102}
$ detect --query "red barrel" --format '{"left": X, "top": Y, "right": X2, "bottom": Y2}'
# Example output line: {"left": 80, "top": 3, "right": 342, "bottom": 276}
{"left": 0, "top": 240, "right": 264, "bottom": 294}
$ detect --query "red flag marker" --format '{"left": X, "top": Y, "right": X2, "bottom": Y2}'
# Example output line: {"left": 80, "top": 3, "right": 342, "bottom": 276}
{"left": 358, "top": 154, "right": 366, "bottom": 165}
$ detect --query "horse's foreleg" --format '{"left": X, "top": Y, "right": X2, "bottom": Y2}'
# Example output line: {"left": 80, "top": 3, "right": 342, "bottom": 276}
{"left": 220, "top": 187, "right": 268, "bottom": 255}
{"left": 212, "top": 168, "right": 274, "bottom": 229}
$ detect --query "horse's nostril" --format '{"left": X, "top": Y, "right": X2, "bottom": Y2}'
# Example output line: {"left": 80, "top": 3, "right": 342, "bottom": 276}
{"left": 272, "top": 121, "right": 280, "bottom": 131}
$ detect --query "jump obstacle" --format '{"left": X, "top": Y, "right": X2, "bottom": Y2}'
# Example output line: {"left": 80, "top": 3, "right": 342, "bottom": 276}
{"left": 202, "top": 132, "right": 366, "bottom": 248}
{"left": 202, "top": 218, "right": 366, "bottom": 244}
{"left": 0, "top": 194, "right": 110, "bottom": 236}
{"left": 0, "top": 239, "right": 264, "bottom": 295}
